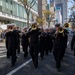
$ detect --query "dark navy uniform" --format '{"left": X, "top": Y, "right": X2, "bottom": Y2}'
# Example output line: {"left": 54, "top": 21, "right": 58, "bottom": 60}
{"left": 71, "top": 33, "right": 75, "bottom": 57}
{"left": 16, "top": 30, "right": 21, "bottom": 53}
{"left": 27, "top": 28, "right": 41, "bottom": 68}
{"left": 5, "top": 31, "right": 12, "bottom": 58}
{"left": 46, "top": 32, "right": 53, "bottom": 53}
{"left": 52, "top": 32, "right": 66, "bottom": 70}
{"left": 40, "top": 32, "right": 46, "bottom": 59}
{"left": 21, "top": 32, "right": 29, "bottom": 58}
{"left": 61, "top": 29, "right": 68, "bottom": 60}
{"left": 8, "top": 30, "right": 18, "bottom": 66}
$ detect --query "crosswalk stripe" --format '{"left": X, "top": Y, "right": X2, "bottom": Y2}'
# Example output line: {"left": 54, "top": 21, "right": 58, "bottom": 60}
{"left": 0, "top": 51, "right": 6, "bottom": 53}
{"left": 0, "top": 55, "right": 6, "bottom": 57}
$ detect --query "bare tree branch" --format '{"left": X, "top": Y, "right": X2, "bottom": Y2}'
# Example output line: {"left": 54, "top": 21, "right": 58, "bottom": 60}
{"left": 30, "top": 0, "right": 36, "bottom": 9}
{"left": 18, "top": 0, "right": 36, "bottom": 27}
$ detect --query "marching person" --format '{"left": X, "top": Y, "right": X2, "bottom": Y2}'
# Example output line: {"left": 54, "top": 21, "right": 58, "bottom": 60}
{"left": 47, "top": 28, "right": 53, "bottom": 53}
{"left": 61, "top": 23, "right": 69, "bottom": 60}
{"left": 7, "top": 25, "right": 19, "bottom": 67}
{"left": 21, "top": 28, "right": 29, "bottom": 59}
{"left": 5, "top": 27, "right": 13, "bottom": 58}
{"left": 27, "top": 21, "right": 41, "bottom": 68}
{"left": 16, "top": 26, "right": 21, "bottom": 54}
{"left": 71, "top": 32, "right": 75, "bottom": 57}
{"left": 52, "top": 25, "right": 66, "bottom": 72}
{"left": 40, "top": 28, "right": 46, "bottom": 60}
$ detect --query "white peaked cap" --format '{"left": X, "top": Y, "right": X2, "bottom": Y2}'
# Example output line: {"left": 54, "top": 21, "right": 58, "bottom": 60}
{"left": 31, "top": 21, "right": 37, "bottom": 25}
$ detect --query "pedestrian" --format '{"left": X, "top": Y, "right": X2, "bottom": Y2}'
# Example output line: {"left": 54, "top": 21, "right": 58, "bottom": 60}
{"left": 7, "top": 25, "right": 19, "bottom": 67}
{"left": 5, "top": 27, "right": 12, "bottom": 58}
{"left": 71, "top": 32, "right": 75, "bottom": 57}
{"left": 27, "top": 21, "right": 41, "bottom": 68}
{"left": 52, "top": 25, "right": 66, "bottom": 72}
{"left": 16, "top": 26, "right": 21, "bottom": 54}
{"left": 40, "top": 29, "right": 46, "bottom": 60}
{"left": 47, "top": 28, "right": 53, "bottom": 53}
{"left": 21, "top": 28, "right": 29, "bottom": 59}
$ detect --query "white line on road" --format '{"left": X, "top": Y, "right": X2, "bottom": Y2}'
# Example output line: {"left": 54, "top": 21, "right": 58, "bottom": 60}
{"left": 6, "top": 59, "right": 32, "bottom": 75}
{"left": 0, "top": 55, "right": 6, "bottom": 57}
{"left": 65, "top": 54, "right": 74, "bottom": 58}
{"left": 67, "top": 41, "right": 69, "bottom": 45}
{"left": 0, "top": 50, "right": 6, "bottom": 53}
{"left": 0, "top": 48, "right": 6, "bottom": 50}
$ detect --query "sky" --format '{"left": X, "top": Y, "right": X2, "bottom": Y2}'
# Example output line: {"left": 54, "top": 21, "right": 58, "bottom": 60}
{"left": 47, "top": 0, "right": 50, "bottom": 4}
{"left": 68, "top": 0, "right": 74, "bottom": 17}
{"left": 47, "top": 0, "right": 74, "bottom": 17}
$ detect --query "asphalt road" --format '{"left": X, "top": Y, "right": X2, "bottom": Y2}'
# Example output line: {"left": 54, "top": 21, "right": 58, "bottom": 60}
{"left": 0, "top": 35, "right": 75, "bottom": 75}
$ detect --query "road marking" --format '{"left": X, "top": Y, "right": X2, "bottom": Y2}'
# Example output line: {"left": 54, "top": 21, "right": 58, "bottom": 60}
{"left": 0, "top": 55, "right": 6, "bottom": 57}
{"left": 6, "top": 59, "right": 32, "bottom": 75}
{"left": 65, "top": 54, "right": 74, "bottom": 58}
{"left": 0, "top": 48, "right": 6, "bottom": 50}
{"left": 0, "top": 50, "right": 6, "bottom": 53}
{"left": 67, "top": 41, "right": 69, "bottom": 45}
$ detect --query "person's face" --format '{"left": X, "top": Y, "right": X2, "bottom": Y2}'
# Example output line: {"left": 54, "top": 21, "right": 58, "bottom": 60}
{"left": 17, "top": 27, "right": 20, "bottom": 30}
{"left": 13, "top": 26, "right": 17, "bottom": 30}
{"left": 55, "top": 26, "right": 59, "bottom": 31}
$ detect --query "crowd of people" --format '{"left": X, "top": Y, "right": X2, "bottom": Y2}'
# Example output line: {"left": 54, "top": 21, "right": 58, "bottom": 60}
{"left": 4, "top": 22, "right": 75, "bottom": 72}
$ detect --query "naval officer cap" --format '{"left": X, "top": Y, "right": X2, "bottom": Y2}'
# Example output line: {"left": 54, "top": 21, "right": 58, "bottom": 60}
{"left": 55, "top": 23, "right": 61, "bottom": 27}
{"left": 31, "top": 21, "right": 37, "bottom": 25}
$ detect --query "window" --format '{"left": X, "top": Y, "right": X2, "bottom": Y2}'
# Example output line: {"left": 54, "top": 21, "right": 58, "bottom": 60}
{"left": 6, "top": 0, "right": 7, "bottom": 3}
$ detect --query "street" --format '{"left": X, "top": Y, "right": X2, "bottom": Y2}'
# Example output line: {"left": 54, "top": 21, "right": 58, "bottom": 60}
{"left": 0, "top": 35, "right": 75, "bottom": 75}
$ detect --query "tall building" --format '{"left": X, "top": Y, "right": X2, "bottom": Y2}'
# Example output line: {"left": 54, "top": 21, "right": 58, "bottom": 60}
{"left": 49, "top": 0, "right": 55, "bottom": 27}
{"left": 0, "top": 0, "right": 38, "bottom": 28}
{"left": 55, "top": 0, "right": 68, "bottom": 24}
{"left": 55, "top": 7, "right": 62, "bottom": 24}
{"left": 38, "top": 0, "right": 47, "bottom": 26}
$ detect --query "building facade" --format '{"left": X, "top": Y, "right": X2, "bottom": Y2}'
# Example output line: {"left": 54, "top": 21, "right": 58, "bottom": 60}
{"left": 55, "top": 0, "right": 68, "bottom": 24}
{"left": 0, "top": 0, "right": 38, "bottom": 29}
{"left": 49, "top": 0, "right": 55, "bottom": 27}
{"left": 38, "top": 0, "right": 47, "bottom": 26}
{"left": 55, "top": 7, "right": 62, "bottom": 24}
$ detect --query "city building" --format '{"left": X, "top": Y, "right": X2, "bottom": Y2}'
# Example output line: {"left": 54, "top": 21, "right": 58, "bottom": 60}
{"left": 49, "top": 0, "right": 55, "bottom": 27}
{"left": 55, "top": 7, "right": 62, "bottom": 24}
{"left": 55, "top": 0, "right": 68, "bottom": 24}
{"left": 38, "top": 0, "right": 48, "bottom": 26}
{"left": 0, "top": 0, "right": 38, "bottom": 29}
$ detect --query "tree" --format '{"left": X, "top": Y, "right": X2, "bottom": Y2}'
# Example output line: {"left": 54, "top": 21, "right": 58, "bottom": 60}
{"left": 43, "top": 10, "right": 54, "bottom": 27}
{"left": 19, "top": 0, "right": 36, "bottom": 28}
{"left": 36, "top": 17, "right": 45, "bottom": 25}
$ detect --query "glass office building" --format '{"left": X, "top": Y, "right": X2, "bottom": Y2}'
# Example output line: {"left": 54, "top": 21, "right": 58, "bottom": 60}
{"left": 55, "top": 0, "right": 67, "bottom": 24}
{"left": 0, "top": 0, "right": 38, "bottom": 29}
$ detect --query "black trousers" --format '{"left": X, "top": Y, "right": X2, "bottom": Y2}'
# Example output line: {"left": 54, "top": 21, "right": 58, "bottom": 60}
{"left": 74, "top": 48, "right": 75, "bottom": 56}
{"left": 61, "top": 48, "right": 66, "bottom": 60}
{"left": 8, "top": 46, "right": 17, "bottom": 65}
{"left": 22, "top": 44, "right": 28, "bottom": 58}
{"left": 6, "top": 42, "right": 10, "bottom": 58}
{"left": 53, "top": 47, "right": 65, "bottom": 69}
{"left": 29, "top": 43, "right": 38, "bottom": 67}
{"left": 17, "top": 44, "right": 20, "bottom": 53}
{"left": 40, "top": 44, "right": 45, "bottom": 59}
